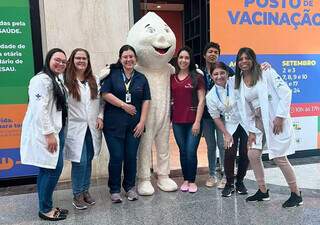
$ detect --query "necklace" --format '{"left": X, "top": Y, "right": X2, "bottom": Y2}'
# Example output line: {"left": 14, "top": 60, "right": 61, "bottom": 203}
{"left": 243, "top": 73, "right": 253, "bottom": 87}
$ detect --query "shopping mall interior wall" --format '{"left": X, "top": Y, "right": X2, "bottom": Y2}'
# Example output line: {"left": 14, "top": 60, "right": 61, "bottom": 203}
{"left": 40, "top": 0, "right": 132, "bottom": 181}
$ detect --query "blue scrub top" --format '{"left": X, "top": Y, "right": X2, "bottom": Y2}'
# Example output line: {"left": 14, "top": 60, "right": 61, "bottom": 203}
{"left": 101, "top": 68, "right": 151, "bottom": 138}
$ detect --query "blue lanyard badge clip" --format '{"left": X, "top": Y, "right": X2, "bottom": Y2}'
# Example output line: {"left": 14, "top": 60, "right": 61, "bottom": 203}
{"left": 122, "top": 71, "right": 133, "bottom": 103}
{"left": 215, "top": 84, "right": 230, "bottom": 107}
{"left": 216, "top": 84, "right": 232, "bottom": 121}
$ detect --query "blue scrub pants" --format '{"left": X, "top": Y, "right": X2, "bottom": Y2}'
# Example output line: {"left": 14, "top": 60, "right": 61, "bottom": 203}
{"left": 105, "top": 127, "right": 140, "bottom": 194}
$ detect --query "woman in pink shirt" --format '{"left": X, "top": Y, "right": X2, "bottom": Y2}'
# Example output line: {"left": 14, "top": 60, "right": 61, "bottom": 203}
{"left": 171, "top": 46, "right": 206, "bottom": 193}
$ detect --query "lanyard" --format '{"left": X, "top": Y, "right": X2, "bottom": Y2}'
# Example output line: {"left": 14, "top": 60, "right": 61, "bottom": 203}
{"left": 215, "top": 84, "right": 229, "bottom": 107}
{"left": 205, "top": 68, "right": 213, "bottom": 90}
{"left": 122, "top": 71, "right": 134, "bottom": 93}
{"left": 57, "top": 77, "right": 68, "bottom": 100}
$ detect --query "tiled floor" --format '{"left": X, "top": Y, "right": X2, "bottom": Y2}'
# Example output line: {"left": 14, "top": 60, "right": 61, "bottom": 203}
{"left": 1, "top": 127, "right": 319, "bottom": 225}
{"left": 1, "top": 156, "right": 319, "bottom": 225}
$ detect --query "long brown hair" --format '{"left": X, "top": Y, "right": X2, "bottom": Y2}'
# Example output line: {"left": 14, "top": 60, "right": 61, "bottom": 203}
{"left": 175, "top": 46, "right": 200, "bottom": 107}
{"left": 234, "top": 47, "right": 261, "bottom": 89}
{"left": 65, "top": 48, "right": 98, "bottom": 101}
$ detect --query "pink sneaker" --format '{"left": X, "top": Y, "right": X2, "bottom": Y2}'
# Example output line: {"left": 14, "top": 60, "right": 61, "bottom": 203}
{"left": 188, "top": 183, "right": 198, "bottom": 193}
{"left": 180, "top": 181, "right": 189, "bottom": 192}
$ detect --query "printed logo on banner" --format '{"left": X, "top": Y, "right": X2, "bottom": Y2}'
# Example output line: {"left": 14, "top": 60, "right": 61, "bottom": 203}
{"left": 0, "top": 157, "right": 15, "bottom": 171}
{"left": 0, "top": 149, "right": 38, "bottom": 179}
{"left": 291, "top": 116, "right": 318, "bottom": 151}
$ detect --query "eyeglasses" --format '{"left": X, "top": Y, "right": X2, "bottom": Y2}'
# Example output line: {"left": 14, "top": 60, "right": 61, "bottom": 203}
{"left": 53, "top": 58, "right": 67, "bottom": 65}
{"left": 74, "top": 57, "right": 88, "bottom": 61}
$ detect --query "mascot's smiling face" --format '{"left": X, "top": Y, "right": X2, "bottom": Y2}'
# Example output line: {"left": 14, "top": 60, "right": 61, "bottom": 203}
{"left": 127, "top": 12, "right": 176, "bottom": 69}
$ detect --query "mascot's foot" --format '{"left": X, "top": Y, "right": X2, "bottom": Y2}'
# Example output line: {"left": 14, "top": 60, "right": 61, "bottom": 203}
{"left": 157, "top": 177, "right": 178, "bottom": 192}
{"left": 137, "top": 180, "right": 155, "bottom": 196}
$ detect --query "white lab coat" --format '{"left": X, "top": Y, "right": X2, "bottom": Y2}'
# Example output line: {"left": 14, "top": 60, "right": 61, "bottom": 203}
{"left": 206, "top": 76, "right": 247, "bottom": 136}
{"left": 235, "top": 68, "right": 295, "bottom": 159}
{"left": 63, "top": 77, "right": 104, "bottom": 162}
{"left": 20, "top": 72, "right": 64, "bottom": 169}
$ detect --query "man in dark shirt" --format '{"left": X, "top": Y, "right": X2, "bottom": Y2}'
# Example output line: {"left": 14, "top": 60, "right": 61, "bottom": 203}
{"left": 201, "top": 42, "right": 234, "bottom": 189}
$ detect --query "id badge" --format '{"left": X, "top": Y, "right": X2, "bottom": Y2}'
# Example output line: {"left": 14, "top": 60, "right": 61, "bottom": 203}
{"left": 125, "top": 93, "right": 131, "bottom": 103}
{"left": 224, "top": 112, "right": 231, "bottom": 122}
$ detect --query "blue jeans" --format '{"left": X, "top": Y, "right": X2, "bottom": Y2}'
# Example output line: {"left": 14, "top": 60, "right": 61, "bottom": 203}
{"left": 71, "top": 128, "right": 94, "bottom": 196}
{"left": 172, "top": 123, "right": 202, "bottom": 182}
{"left": 202, "top": 118, "right": 224, "bottom": 177}
{"left": 37, "top": 128, "right": 65, "bottom": 213}
{"left": 104, "top": 127, "right": 140, "bottom": 194}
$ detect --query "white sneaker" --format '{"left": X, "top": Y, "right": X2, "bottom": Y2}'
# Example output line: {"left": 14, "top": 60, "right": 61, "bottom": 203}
{"left": 217, "top": 177, "right": 227, "bottom": 189}
{"left": 125, "top": 188, "right": 138, "bottom": 201}
{"left": 110, "top": 193, "right": 122, "bottom": 203}
{"left": 205, "top": 176, "right": 217, "bottom": 187}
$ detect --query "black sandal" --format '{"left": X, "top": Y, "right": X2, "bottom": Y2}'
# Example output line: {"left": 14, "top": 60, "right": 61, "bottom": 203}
{"left": 56, "top": 207, "right": 69, "bottom": 215}
{"left": 38, "top": 210, "right": 67, "bottom": 221}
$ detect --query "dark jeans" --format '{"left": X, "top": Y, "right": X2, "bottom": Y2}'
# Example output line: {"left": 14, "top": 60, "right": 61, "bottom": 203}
{"left": 37, "top": 128, "right": 65, "bottom": 213}
{"left": 172, "top": 123, "right": 202, "bottom": 183}
{"left": 104, "top": 127, "right": 140, "bottom": 194}
{"left": 71, "top": 128, "right": 94, "bottom": 196}
{"left": 224, "top": 125, "right": 249, "bottom": 185}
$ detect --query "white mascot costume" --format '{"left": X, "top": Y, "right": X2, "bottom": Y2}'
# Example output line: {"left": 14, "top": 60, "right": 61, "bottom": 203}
{"left": 126, "top": 12, "right": 177, "bottom": 195}
{"left": 99, "top": 12, "right": 177, "bottom": 195}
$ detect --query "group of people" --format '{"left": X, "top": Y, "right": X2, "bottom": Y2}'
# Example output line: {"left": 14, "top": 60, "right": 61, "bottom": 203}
{"left": 20, "top": 45, "right": 151, "bottom": 220}
{"left": 205, "top": 45, "right": 302, "bottom": 206}
{"left": 175, "top": 43, "right": 302, "bottom": 208}
{"left": 20, "top": 41, "right": 302, "bottom": 221}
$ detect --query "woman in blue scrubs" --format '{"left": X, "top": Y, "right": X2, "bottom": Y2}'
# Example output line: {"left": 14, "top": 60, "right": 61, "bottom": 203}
{"left": 101, "top": 45, "right": 151, "bottom": 203}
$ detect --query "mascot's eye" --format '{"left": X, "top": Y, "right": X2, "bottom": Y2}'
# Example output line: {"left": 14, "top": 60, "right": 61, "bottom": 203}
{"left": 164, "top": 27, "right": 171, "bottom": 33}
{"left": 146, "top": 26, "right": 156, "bottom": 33}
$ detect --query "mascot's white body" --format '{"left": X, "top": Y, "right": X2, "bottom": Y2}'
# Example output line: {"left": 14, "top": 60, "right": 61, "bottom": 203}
{"left": 126, "top": 12, "right": 177, "bottom": 195}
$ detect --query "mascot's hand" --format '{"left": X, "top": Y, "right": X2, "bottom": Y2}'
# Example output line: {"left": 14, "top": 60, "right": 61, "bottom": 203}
{"left": 196, "top": 68, "right": 204, "bottom": 76}
{"left": 195, "top": 64, "right": 204, "bottom": 76}
{"left": 97, "top": 64, "right": 111, "bottom": 81}
{"left": 169, "top": 64, "right": 175, "bottom": 75}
